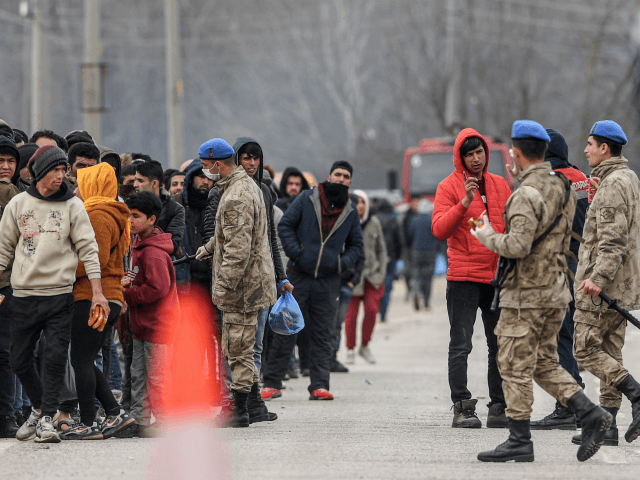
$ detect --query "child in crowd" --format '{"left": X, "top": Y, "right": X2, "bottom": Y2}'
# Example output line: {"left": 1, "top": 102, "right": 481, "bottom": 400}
{"left": 121, "top": 192, "right": 180, "bottom": 437}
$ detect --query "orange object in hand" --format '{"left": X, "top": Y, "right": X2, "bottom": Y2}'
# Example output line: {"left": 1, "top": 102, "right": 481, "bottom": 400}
{"left": 468, "top": 217, "right": 485, "bottom": 230}
{"left": 89, "top": 305, "right": 106, "bottom": 332}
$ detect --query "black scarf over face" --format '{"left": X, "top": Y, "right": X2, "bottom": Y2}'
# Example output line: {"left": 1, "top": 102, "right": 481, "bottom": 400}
{"left": 321, "top": 181, "right": 349, "bottom": 208}
{"left": 187, "top": 182, "right": 209, "bottom": 209}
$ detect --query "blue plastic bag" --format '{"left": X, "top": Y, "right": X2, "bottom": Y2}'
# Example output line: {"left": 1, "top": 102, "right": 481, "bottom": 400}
{"left": 269, "top": 291, "right": 305, "bottom": 335}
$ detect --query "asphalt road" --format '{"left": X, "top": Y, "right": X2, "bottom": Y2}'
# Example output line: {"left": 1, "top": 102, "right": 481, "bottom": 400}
{"left": 2, "top": 277, "right": 640, "bottom": 480}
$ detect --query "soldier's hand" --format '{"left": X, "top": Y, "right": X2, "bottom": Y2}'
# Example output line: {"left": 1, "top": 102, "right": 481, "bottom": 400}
{"left": 469, "top": 214, "right": 494, "bottom": 244}
{"left": 577, "top": 279, "right": 602, "bottom": 297}
{"left": 281, "top": 282, "right": 294, "bottom": 294}
{"left": 462, "top": 172, "right": 479, "bottom": 208}
{"left": 196, "top": 245, "right": 211, "bottom": 260}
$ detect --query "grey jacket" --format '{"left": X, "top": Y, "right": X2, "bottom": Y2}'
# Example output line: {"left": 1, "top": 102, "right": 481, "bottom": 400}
{"left": 352, "top": 216, "right": 387, "bottom": 296}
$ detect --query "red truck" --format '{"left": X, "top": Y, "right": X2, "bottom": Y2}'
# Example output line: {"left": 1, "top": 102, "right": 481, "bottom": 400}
{"left": 402, "top": 136, "right": 514, "bottom": 203}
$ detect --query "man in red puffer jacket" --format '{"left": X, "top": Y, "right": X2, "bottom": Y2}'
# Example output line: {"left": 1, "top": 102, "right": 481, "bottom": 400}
{"left": 432, "top": 128, "right": 511, "bottom": 429}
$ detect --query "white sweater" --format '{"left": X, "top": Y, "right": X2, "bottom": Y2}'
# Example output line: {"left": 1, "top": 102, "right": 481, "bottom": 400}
{"left": 0, "top": 189, "right": 101, "bottom": 297}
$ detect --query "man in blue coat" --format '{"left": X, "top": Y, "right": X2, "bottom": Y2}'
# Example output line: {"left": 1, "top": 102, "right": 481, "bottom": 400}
{"left": 261, "top": 161, "right": 363, "bottom": 400}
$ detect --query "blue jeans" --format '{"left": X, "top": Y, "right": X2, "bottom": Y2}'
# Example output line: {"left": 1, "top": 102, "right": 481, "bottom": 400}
{"left": 109, "top": 338, "right": 122, "bottom": 391}
{"left": 13, "top": 377, "right": 30, "bottom": 412}
{"left": 379, "top": 262, "right": 397, "bottom": 321}
{"left": 334, "top": 285, "right": 353, "bottom": 351}
{"left": 253, "top": 306, "right": 270, "bottom": 374}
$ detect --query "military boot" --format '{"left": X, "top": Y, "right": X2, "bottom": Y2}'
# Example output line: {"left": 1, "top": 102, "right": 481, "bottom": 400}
{"left": 247, "top": 383, "right": 277, "bottom": 424}
{"left": 477, "top": 419, "right": 534, "bottom": 462}
{"left": 215, "top": 394, "right": 235, "bottom": 428}
{"left": 531, "top": 401, "right": 577, "bottom": 430}
{"left": 567, "top": 391, "right": 613, "bottom": 461}
{"left": 231, "top": 391, "right": 250, "bottom": 428}
{"left": 452, "top": 399, "right": 482, "bottom": 428}
{"left": 616, "top": 374, "right": 640, "bottom": 443}
{"left": 486, "top": 403, "right": 509, "bottom": 428}
{"left": 572, "top": 407, "right": 618, "bottom": 447}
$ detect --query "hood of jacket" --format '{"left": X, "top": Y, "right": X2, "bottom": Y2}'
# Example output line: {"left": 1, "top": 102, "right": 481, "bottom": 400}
{"left": 181, "top": 157, "right": 205, "bottom": 206}
{"left": 233, "top": 136, "right": 263, "bottom": 185}
{"left": 26, "top": 180, "right": 75, "bottom": 202}
{"left": 352, "top": 189, "right": 369, "bottom": 223}
{"left": 132, "top": 227, "right": 174, "bottom": 255}
{"left": 99, "top": 146, "right": 121, "bottom": 181}
{"left": 453, "top": 128, "right": 490, "bottom": 176}
{"left": 279, "top": 166, "right": 310, "bottom": 199}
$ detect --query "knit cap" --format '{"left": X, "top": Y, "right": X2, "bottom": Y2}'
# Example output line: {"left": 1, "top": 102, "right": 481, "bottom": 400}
{"left": 28, "top": 145, "right": 68, "bottom": 182}
{"left": 18, "top": 143, "right": 39, "bottom": 172}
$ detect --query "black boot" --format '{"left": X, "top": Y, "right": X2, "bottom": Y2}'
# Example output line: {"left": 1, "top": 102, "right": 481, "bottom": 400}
{"left": 330, "top": 351, "right": 349, "bottom": 373}
{"left": 617, "top": 374, "right": 640, "bottom": 443}
{"left": 477, "top": 418, "right": 534, "bottom": 462}
{"left": 567, "top": 391, "right": 612, "bottom": 461}
{"left": 0, "top": 415, "right": 19, "bottom": 439}
{"left": 486, "top": 403, "right": 509, "bottom": 429}
{"left": 531, "top": 401, "right": 577, "bottom": 430}
{"left": 572, "top": 407, "right": 619, "bottom": 447}
{"left": 231, "top": 391, "right": 250, "bottom": 428}
{"left": 215, "top": 394, "right": 235, "bottom": 428}
{"left": 247, "top": 383, "right": 277, "bottom": 424}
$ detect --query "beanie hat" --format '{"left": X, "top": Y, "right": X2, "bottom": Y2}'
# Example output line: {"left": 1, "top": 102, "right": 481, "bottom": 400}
{"left": 28, "top": 145, "right": 68, "bottom": 182}
{"left": 0, "top": 137, "right": 19, "bottom": 162}
{"left": 544, "top": 129, "right": 568, "bottom": 161}
{"left": 330, "top": 160, "right": 353, "bottom": 176}
{"left": 65, "top": 129, "right": 94, "bottom": 149}
{"left": 18, "top": 143, "right": 39, "bottom": 172}
{"left": 0, "top": 119, "right": 14, "bottom": 141}
{"left": 198, "top": 138, "right": 234, "bottom": 160}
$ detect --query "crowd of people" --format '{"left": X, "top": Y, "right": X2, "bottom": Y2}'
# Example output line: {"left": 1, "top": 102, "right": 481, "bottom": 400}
{"left": 0, "top": 120, "right": 415, "bottom": 442}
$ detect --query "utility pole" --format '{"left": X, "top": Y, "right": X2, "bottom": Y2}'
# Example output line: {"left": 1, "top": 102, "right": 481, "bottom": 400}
{"left": 84, "top": 0, "right": 102, "bottom": 144}
{"left": 30, "top": 0, "right": 44, "bottom": 133}
{"left": 165, "top": 0, "right": 184, "bottom": 170}
{"left": 444, "top": 0, "right": 461, "bottom": 136}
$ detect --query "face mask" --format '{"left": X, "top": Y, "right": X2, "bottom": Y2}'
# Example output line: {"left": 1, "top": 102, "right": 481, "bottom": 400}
{"left": 203, "top": 164, "right": 220, "bottom": 182}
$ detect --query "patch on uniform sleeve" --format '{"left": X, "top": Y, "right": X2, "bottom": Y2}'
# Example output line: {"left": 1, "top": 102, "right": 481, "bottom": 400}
{"left": 223, "top": 210, "right": 239, "bottom": 226}
{"left": 600, "top": 207, "right": 615, "bottom": 223}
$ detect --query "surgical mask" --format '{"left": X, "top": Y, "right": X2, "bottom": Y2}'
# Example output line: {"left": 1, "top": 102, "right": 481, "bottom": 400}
{"left": 203, "top": 165, "right": 220, "bottom": 182}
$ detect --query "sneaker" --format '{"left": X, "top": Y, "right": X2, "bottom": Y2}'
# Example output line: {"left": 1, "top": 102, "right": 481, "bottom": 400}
{"left": 345, "top": 350, "right": 355, "bottom": 365}
{"left": 301, "top": 368, "right": 310, "bottom": 377}
{"left": 287, "top": 363, "right": 300, "bottom": 379}
{"left": 261, "top": 387, "right": 282, "bottom": 401}
{"left": 330, "top": 358, "right": 349, "bottom": 373}
{"left": 34, "top": 416, "right": 61, "bottom": 443}
{"left": 61, "top": 422, "right": 103, "bottom": 440}
{"left": 309, "top": 388, "right": 334, "bottom": 400}
{"left": 16, "top": 407, "right": 41, "bottom": 441}
{"left": 14, "top": 411, "right": 26, "bottom": 430}
{"left": 486, "top": 402, "right": 509, "bottom": 428}
{"left": 358, "top": 345, "right": 376, "bottom": 364}
{"left": 101, "top": 409, "right": 136, "bottom": 439}
{"left": 452, "top": 399, "right": 482, "bottom": 428}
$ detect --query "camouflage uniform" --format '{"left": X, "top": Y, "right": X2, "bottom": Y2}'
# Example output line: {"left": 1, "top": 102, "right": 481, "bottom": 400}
{"left": 481, "top": 162, "right": 582, "bottom": 420}
{"left": 203, "top": 166, "right": 277, "bottom": 393}
{"left": 573, "top": 156, "right": 640, "bottom": 409}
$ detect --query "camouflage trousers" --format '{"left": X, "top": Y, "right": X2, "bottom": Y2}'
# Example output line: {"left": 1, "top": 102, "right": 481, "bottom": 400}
{"left": 574, "top": 308, "right": 628, "bottom": 408}
{"left": 222, "top": 311, "right": 259, "bottom": 394}
{"left": 496, "top": 308, "right": 582, "bottom": 420}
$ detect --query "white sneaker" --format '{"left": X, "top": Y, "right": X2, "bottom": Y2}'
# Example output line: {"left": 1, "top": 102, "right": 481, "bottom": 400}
{"left": 358, "top": 345, "right": 376, "bottom": 364}
{"left": 16, "top": 407, "right": 40, "bottom": 441}
{"left": 34, "top": 416, "right": 61, "bottom": 443}
{"left": 345, "top": 349, "right": 355, "bottom": 365}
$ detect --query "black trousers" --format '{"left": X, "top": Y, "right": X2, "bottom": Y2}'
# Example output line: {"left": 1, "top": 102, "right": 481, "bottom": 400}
{"left": 10, "top": 293, "right": 74, "bottom": 418}
{"left": 70, "top": 300, "right": 122, "bottom": 425}
{"left": 0, "top": 286, "right": 15, "bottom": 416}
{"left": 263, "top": 272, "right": 340, "bottom": 393}
{"left": 446, "top": 281, "right": 505, "bottom": 405}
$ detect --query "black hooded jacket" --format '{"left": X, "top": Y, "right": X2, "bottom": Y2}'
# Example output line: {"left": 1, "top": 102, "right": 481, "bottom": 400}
{"left": 202, "top": 137, "right": 287, "bottom": 285}
{"left": 277, "top": 166, "right": 310, "bottom": 213}
{"left": 371, "top": 199, "right": 403, "bottom": 265}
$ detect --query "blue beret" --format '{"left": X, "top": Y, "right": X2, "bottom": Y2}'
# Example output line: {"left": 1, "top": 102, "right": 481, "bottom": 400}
{"left": 511, "top": 120, "right": 551, "bottom": 142}
{"left": 590, "top": 120, "right": 627, "bottom": 146}
{"left": 198, "top": 138, "right": 234, "bottom": 160}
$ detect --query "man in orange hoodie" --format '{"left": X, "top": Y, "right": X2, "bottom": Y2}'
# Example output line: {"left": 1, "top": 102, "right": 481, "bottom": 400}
{"left": 432, "top": 129, "right": 511, "bottom": 428}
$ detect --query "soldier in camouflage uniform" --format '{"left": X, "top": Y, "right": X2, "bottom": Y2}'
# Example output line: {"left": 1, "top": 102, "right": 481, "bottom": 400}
{"left": 199, "top": 147, "right": 277, "bottom": 428}
{"left": 471, "top": 120, "right": 611, "bottom": 463}
{"left": 572, "top": 120, "right": 640, "bottom": 447}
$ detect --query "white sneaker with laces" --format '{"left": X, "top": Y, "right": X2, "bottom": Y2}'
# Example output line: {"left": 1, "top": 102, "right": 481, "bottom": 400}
{"left": 345, "top": 349, "right": 355, "bottom": 365}
{"left": 34, "top": 416, "right": 61, "bottom": 443}
{"left": 16, "top": 407, "right": 40, "bottom": 441}
{"left": 358, "top": 345, "right": 376, "bottom": 364}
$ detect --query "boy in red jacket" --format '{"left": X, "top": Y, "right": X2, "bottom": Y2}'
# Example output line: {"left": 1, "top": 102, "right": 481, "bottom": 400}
{"left": 122, "top": 192, "right": 180, "bottom": 437}
{"left": 432, "top": 128, "right": 511, "bottom": 429}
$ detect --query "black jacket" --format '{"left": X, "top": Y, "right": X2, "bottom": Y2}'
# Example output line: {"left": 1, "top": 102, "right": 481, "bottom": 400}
{"left": 371, "top": 199, "right": 403, "bottom": 265}
{"left": 156, "top": 187, "right": 185, "bottom": 257}
{"left": 276, "top": 166, "right": 310, "bottom": 213}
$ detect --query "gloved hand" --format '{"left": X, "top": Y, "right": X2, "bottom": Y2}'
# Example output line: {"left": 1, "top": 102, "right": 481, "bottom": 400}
{"left": 469, "top": 214, "right": 495, "bottom": 245}
{"left": 195, "top": 245, "right": 212, "bottom": 260}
